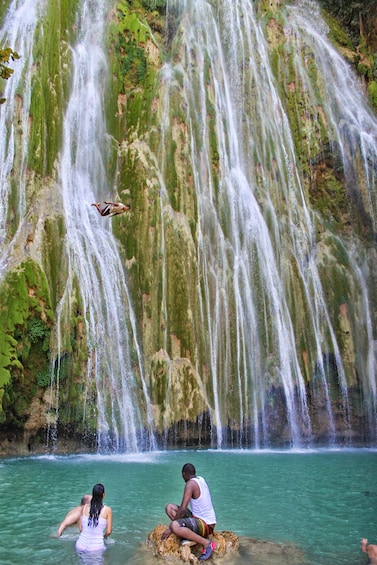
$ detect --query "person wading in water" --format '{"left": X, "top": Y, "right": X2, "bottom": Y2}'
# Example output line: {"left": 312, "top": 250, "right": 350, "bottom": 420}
{"left": 75, "top": 483, "right": 112, "bottom": 554}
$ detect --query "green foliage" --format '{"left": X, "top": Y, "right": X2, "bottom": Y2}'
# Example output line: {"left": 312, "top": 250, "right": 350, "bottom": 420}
{"left": 111, "top": 5, "right": 152, "bottom": 94}
{"left": 0, "top": 47, "right": 20, "bottom": 79}
{"left": 141, "top": 0, "right": 166, "bottom": 12}
{"left": 0, "top": 46, "right": 20, "bottom": 103}
{"left": 318, "top": 0, "right": 376, "bottom": 47}
{"left": 117, "top": 35, "right": 148, "bottom": 88}
{"left": 358, "top": 61, "right": 372, "bottom": 80}
{"left": 323, "top": 12, "right": 353, "bottom": 49}
{"left": 35, "top": 366, "right": 51, "bottom": 387}
{"left": 127, "top": 0, "right": 166, "bottom": 12}
{"left": 0, "top": 260, "right": 53, "bottom": 422}
{"left": 108, "top": 0, "right": 162, "bottom": 150}
{"left": 0, "top": 335, "right": 23, "bottom": 388}
{"left": 27, "top": 319, "right": 49, "bottom": 343}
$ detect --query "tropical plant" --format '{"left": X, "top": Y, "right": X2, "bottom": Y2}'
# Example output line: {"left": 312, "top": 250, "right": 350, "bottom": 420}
{"left": 0, "top": 46, "right": 20, "bottom": 103}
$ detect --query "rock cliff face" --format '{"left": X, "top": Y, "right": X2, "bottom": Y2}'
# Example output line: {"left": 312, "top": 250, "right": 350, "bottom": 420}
{"left": 0, "top": 0, "right": 377, "bottom": 454}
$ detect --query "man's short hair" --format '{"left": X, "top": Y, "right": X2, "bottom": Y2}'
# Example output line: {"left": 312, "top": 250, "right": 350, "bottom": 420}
{"left": 81, "top": 494, "right": 92, "bottom": 505}
{"left": 182, "top": 463, "right": 196, "bottom": 476}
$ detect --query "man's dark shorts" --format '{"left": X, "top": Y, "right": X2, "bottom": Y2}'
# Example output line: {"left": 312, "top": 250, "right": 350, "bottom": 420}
{"left": 176, "top": 510, "right": 214, "bottom": 537}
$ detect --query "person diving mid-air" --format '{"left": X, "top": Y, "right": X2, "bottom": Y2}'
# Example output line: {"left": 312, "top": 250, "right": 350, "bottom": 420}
{"left": 91, "top": 201, "right": 131, "bottom": 217}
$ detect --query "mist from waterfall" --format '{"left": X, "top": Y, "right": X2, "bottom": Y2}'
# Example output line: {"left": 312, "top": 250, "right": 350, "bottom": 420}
{"left": 161, "top": 0, "right": 377, "bottom": 447}
{"left": 50, "top": 0, "right": 156, "bottom": 452}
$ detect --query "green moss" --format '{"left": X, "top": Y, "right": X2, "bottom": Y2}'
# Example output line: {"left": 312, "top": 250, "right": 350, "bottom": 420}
{"left": 57, "top": 376, "right": 98, "bottom": 431}
{"left": 108, "top": 0, "right": 162, "bottom": 134}
{"left": 40, "top": 216, "right": 66, "bottom": 311}
{"left": 358, "top": 61, "right": 372, "bottom": 79}
{"left": 322, "top": 10, "right": 353, "bottom": 49}
{"left": 35, "top": 366, "right": 51, "bottom": 387}
{"left": 257, "top": 0, "right": 285, "bottom": 19}
{"left": 320, "top": 6, "right": 377, "bottom": 96}
{"left": 0, "top": 0, "right": 11, "bottom": 24}
{"left": 110, "top": 1, "right": 153, "bottom": 94}
{"left": 141, "top": 0, "right": 166, "bottom": 12}
{"left": 27, "top": 318, "right": 50, "bottom": 345}
{"left": 0, "top": 259, "right": 54, "bottom": 422}
{"left": 152, "top": 358, "right": 168, "bottom": 407}
{"left": 310, "top": 171, "right": 347, "bottom": 228}
{"left": 368, "top": 80, "right": 377, "bottom": 109}
{"left": 28, "top": 0, "right": 77, "bottom": 175}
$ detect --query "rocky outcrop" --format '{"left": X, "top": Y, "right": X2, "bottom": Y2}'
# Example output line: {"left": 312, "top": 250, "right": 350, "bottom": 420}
{"left": 146, "top": 525, "right": 239, "bottom": 563}
{"left": 145, "top": 524, "right": 305, "bottom": 564}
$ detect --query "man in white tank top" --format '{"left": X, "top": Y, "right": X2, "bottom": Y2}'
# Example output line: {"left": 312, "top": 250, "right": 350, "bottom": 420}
{"left": 161, "top": 463, "right": 217, "bottom": 561}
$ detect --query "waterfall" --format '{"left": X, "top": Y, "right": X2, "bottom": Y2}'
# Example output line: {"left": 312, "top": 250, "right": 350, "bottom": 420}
{"left": 160, "top": 0, "right": 377, "bottom": 446}
{"left": 0, "top": 0, "right": 156, "bottom": 453}
{"left": 273, "top": 0, "right": 377, "bottom": 441}
{"left": 50, "top": 0, "right": 156, "bottom": 452}
{"left": 0, "top": 0, "right": 46, "bottom": 273}
{"left": 162, "top": 0, "right": 313, "bottom": 447}
{"left": 1, "top": 0, "right": 377, "bottom": 452}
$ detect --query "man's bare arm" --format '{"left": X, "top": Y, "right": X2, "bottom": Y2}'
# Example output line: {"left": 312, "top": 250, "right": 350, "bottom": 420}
{"left": 175, "top": 481, "right": 198, "bottom": 519}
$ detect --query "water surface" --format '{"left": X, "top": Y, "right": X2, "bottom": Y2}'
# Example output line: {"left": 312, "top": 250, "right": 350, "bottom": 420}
{"left": 0, "top": 449, "right": 375, "bottom": 564}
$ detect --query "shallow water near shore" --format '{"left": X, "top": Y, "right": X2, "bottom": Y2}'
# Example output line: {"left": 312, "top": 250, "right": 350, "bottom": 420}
{"left": 0, "top": 449, "right": 376, "bottom": 565}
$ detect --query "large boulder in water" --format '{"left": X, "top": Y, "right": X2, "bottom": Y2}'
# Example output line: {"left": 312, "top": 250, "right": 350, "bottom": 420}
{"left": 145, "top": 525, "right": 306, "bottom": 564}
{"left": 146, "top": 524, "right": 240, "bottom": 562}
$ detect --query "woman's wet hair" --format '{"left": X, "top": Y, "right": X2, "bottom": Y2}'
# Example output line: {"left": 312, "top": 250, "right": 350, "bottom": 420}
{"left": 88, "top": 483, "right": 105, "bottom": 527}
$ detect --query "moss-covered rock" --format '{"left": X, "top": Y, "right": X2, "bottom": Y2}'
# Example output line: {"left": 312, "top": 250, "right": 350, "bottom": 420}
{"left": 28, "top": 0, "right": 78, "bottom": 176}
{"left": 0, "top": 259, "right": 53, "bottom": 424}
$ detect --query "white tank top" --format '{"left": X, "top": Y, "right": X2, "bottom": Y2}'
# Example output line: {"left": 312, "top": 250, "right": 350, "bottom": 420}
{"left": 75, "top": 505, "right": 107, "bottom": 553}
{"left": 190, "top": 476, "right": 217, "bottom": 525}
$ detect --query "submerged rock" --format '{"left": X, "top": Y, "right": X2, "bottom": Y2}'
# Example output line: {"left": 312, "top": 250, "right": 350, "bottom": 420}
{"left": 238, "top": 537, "right": 307, "bottom": 564}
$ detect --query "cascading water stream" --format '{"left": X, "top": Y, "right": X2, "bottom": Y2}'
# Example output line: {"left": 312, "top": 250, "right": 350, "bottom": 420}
{"left": 161, "top": 0, "right": 377, "bottom": 446}
{"left": 162, "top": 0, "right": 313, "bottom": 447}
{"left": 50, "top": 0, "right": 156, "bottom": 452}
{"left": 0, "top": 0, "right": 46, "bottom": 273}
{"left": 287, "top": 0, "right": 377, "bottom": 433}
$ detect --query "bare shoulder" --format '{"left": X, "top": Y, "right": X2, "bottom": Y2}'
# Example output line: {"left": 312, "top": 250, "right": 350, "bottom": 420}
{"left": 102, "top": 505, "right": 112, "bottom": 518}
{"left": 186, "top": 478, "right": 200, "bottom": 497}
{"left": 82, "top": 504, "right": 90, "bottom": 516}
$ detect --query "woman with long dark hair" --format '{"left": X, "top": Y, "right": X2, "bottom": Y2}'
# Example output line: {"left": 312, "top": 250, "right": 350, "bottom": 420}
{"left": 75, "top": 483, "right": 112, "bottom": 553}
